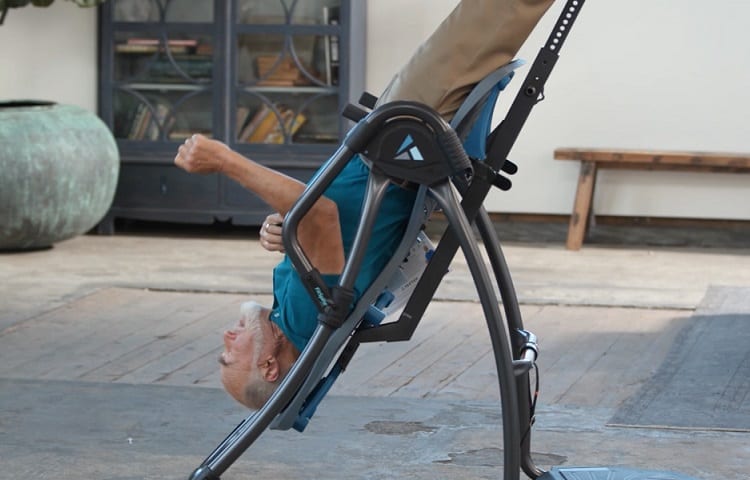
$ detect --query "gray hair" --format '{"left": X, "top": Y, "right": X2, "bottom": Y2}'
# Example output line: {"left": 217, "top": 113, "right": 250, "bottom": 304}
{"left": 238, "top": 301, "right": 282, "bottom": 410}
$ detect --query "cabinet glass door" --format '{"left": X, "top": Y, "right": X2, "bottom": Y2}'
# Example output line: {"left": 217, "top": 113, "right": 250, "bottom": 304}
{"left": 234, "top": 0, "right": 342, "bottom": 145}
{"left": 113, "top": 0, "right": 214, "bottom": 22}
{"left": 237, "top": 0, "right": 340, "bottom": 25}
{"left": 111, "top": 1, "right": 216, "bottom": 142}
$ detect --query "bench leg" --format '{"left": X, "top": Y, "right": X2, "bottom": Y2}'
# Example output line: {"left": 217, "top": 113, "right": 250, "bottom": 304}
{"left": 566, "top": 160, "right": 597, "bottom": 250}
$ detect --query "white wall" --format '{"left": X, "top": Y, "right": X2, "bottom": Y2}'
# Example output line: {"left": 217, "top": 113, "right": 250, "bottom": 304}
{"left": 2, "top": 1, "right": 748, "bottom": 220}
{"left": 0, "top": 2, "right": 98, "bottom": 112}
{"left": 367, "top": 0, "right": 750, "bottom": 220}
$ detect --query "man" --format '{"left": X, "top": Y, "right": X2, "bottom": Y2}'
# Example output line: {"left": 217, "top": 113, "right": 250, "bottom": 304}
{"left": 175, "top": 0, "right": 555, "bottom": 409}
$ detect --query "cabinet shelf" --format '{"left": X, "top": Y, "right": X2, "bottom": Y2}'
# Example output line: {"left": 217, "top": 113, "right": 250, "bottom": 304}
{"left": 117, "top": 83, "right": 211, "bottom": 91}
{"left": 239, "top": 85, "right": 337, "bottom": 94}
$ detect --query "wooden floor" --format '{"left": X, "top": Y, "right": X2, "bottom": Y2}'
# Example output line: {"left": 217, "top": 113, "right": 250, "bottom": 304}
{"left": 0, "top": 287, "right": 691, "bottom": 408}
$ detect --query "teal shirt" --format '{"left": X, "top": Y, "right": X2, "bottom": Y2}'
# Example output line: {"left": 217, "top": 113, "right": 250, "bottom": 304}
{"left": 270, "top": 156, "right": 417, "bottom": 352}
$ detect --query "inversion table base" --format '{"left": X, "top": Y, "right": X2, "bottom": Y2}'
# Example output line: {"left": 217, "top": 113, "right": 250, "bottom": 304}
{"left": 539, "top": 467, "right": 700, "bottom": 480}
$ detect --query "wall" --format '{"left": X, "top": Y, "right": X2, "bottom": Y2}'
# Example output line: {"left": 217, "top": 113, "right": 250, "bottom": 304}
{"left": 367, "top": 0, "right": 750, "bottom": 220}
{"left": 0, "top": 2, "right": 98, "bottom": 112}
{"left": 1, "top": 1, "right": 748, "bottom": 220}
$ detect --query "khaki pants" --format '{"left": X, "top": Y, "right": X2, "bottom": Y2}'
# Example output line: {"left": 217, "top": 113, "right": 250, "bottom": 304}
{"left": 377, "top": 0, "right": 555, "bottom": 120}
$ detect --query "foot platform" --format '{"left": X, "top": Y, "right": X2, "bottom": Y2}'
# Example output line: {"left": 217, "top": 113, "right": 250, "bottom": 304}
{"left": 539, "top": 467, "right": 700, "bottom": 480}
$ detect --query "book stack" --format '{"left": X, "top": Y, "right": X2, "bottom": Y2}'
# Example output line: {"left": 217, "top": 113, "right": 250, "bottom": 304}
{"left": 115, "top": 38, "right": 200, "bottom": 54}
{"left": 255, "top": 56, "right": 314, "bottom": 87}
{"left": 237, "top": 104, "right": 307, "bottom": 144}
{"left": 127, "top": 102, "right": 173, "bottom": 141}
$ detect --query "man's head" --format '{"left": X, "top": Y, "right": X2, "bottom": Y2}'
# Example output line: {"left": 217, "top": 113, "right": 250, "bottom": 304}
{"left": 219, "top": 301, "right": 299, "bottom": 409}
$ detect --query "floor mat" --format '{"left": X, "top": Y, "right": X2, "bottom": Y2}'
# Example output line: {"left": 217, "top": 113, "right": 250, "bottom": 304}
{"left": 609, "top": 286, "right": 750, "bottom": 431}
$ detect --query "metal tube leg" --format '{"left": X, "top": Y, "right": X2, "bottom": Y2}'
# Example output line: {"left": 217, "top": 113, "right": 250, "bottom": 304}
{"left": 476, "top": 208, "right": 544, "bottom": 479}
{"left": 430, "top": 183, "right": 521, "bottom": 480}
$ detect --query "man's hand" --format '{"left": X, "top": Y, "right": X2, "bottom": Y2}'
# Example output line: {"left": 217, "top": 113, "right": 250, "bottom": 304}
{"left": 174, "top": 134, "right": 229, "bottom": 174}
{"left": 260, "top": 213, "right": 285, "bottom": 253}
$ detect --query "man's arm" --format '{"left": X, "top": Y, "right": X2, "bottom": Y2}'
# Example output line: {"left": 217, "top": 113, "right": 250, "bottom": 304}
{"left": 175, "top": 134, "right": 345, "bottom": 274}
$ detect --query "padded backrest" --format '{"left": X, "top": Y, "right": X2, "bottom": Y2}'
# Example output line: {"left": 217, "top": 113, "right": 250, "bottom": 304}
{"left": 451, "top": 59, "right": 524, "bottom": 158}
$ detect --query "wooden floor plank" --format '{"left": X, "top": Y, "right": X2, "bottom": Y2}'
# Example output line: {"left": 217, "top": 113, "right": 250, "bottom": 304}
{"left": 433, "top": 305, "right": 544, "bottom": 400}
{"left": 91, "top": 302, "right": 238, "bottom": 383}
{"left": 559, "top": 311, "right": 689, "bottom": 407}
{"left": 528, "top": 306, "right": 688, "bottom": 407}
{"left": 0, "top": 286, "right": 691, "bottom": 410}
{"left": 0, "top": 287, "right": 143, "bottom": 352}
{"left": 131, "top": 295, "right": 274, "bottom": 386}
{"left": 0, "top": 288, "right": 159, "bottom": 377}
{"left": 37, "top": 291, "right": 221, "bottom": 380}
{"left": 526, "top": 305, "right": 620, "bottom": 403}
{"left": 117, "top": 326, "right": 226, "bottom": 385}
{"left": 166, "top": 347, "right": 224, "bottom": 388}
{"left": 332, "top": 301, "right": 456, "bottom": 394}
{"left": 394, "top": 318, "right": 490, "bottom": 398}
{"left": 113, "top": 335, "right": 215, "bottom": 385}
{"left": 355, "top": 302, "right": 491, "bottom": 397}
{"left": 75, "top": 298, "right": 243, "bottom": 382}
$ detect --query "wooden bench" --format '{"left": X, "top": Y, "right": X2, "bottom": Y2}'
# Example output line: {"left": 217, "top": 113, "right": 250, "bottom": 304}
{"left": 554, "top": 148, "right": 750, "bottom": 250}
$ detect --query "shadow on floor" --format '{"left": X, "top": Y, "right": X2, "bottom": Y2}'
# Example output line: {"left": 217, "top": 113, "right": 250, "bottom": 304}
{"left": 103, "top": 217, "right": 750, "bottom": 250}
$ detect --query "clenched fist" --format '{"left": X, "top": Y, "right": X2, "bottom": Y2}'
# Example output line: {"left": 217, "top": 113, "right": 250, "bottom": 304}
{"left": 174, "top": 134, "right": 229, "bottom": 174}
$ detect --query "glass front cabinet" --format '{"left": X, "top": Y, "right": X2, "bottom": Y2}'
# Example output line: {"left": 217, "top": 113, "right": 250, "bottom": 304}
{"left": 98, "top": 0, "right": 365, "bottom": 230}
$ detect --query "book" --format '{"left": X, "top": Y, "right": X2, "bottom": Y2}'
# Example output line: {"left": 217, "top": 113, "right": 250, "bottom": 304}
{"left": 126, "top": 38, "right": 198, "bottom": 47}
{"left": 195, "top": 44, "right": 213, "bottom": 56}
{"left": 238, "top": 104, "right": 271, "bottom": 142}
{"left": 127, "top": 104, "right": 150, "bottom": 140}
{"left": 113, "top": 94, "right": 141, "bottom": 138}
{"left": 126, "top": 99, "right": 174, "bottom": 140}
{"left": 248, "top": 108, "right": 283, "bottom": 143}
{"left": 322, "top": 6, "right": 340, "bottom": 86}
{"left": 169, "top": 130, "right": 213, "bottom": 141}
{"left": 126, "top": 104, "right": 142, "bottom": 139}
{"left": 147, "top": 58, "right": 213, "bottom": 81}
{"left": 115, "top": 43, "right": 193, "bottom": 54}
{"left": 294, "top": 132, "right": 338, "bottom": 144}
{"left": 145, "top": 102, "right": 173, "bottom": 140}
{"left": 264, "top": 109, "right": 307, "bottom": 144}
{"left": 116, "top": 38, "right": 198, "bottom": 55}
{"left": 255, "top": 55, "right": 313, "bottom": 86}
{"left": 236, "top": 105, "right": 252, "bottom": 136}
{"left": 237, "top": 104, "right": 308, "bottom": 144}
{"left": 168, "top": 131, "right": 192, "bottom": 141}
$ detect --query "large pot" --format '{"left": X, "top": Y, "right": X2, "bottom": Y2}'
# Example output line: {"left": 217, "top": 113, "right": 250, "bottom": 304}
{"left": 0, "top": 101, "right": 119, "bottom": 250}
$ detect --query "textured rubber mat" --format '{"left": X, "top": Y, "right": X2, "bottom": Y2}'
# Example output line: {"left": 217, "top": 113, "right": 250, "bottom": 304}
{"left": 609, "top": 286, "right": 750, "bottom": 431}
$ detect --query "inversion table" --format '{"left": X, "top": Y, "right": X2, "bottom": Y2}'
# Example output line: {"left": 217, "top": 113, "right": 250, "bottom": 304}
{"left": 189, "top": 1, "right": 697, "bottom": 478}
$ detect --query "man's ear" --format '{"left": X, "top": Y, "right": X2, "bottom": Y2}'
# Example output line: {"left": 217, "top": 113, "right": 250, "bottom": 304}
{"left": 259, "top": 356, "right": 279, "bottom": 383}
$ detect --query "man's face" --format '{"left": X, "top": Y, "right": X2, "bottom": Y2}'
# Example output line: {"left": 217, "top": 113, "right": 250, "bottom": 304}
{"left": 219, "top": 313, "right": 261, "bottom": 404}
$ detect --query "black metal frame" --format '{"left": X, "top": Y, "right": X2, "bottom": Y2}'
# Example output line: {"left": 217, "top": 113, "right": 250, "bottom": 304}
{"left": 188, "top": 2, "right": 586, "bottom": 479}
